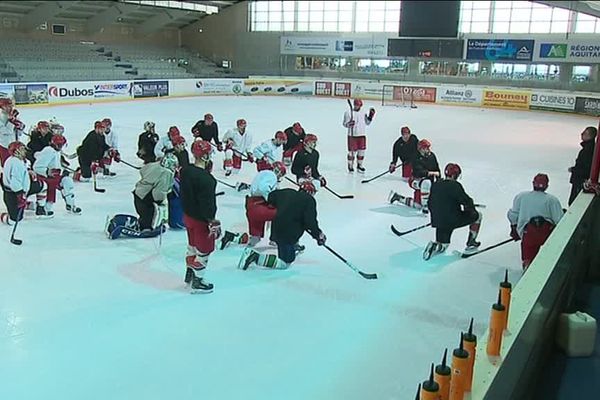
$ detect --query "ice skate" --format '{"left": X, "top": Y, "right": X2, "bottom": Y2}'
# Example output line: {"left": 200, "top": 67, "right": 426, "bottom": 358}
{"left": 36, "top": 205, "right": 54, "bottom": 219}
{"left": 357, "top": 165, "right": 366, "bottom": 173}
{"left": 220, "top": 230, "right": 236, "bottom": 250}
{"left": 66, "top": 204, "right": 82, "bottom": 214}
{"left": 294, "top": 243, "right": 306, "bottom": 254}
{"left": 388, "top": 190, "right": 402, "bottom": 204}
{"left": 239, "top": 248, "right": 259, "bottom": 270}
{"left": 184, "top": 267, "right": 195, "bottom": 287}
{"left": 464, "top": 238, "right": 481, "bottom": 254}
{"left": 423, "top": 241, "right": 437, "bottom": 261}
{"left": 190, "top": 275, "right": 214, "bottom": 294}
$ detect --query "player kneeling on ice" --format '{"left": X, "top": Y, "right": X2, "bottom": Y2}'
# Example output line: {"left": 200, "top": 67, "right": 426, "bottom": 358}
{"left": 26, "top": 121, "right": 52, "bottom": 164}
{"left": 291, "top": 134, "right": 326, "bottom": 191}
{"left": 33, "top": 135, "right": 81, "bottom": 215}
{"left": 75, "top": 121, "right": 110, "bottom": 182}
{"left": 167, "top": 135, "right": 189, "bottom": 229}
{"left": 155, "top": 126, "right": 182, "bottom": 160}
{"left": 389, "top": 126, "right": 419, "bottom": 180}
{"left": 423, "top": 163, "right": 482, "bottom": 260}
{"left": 222, "top": 119, "right": 253, "bottom": 176}
{"left": 507, "top": 173, "right": 564, "bottom": 271}
{"left": 180, "top": 140, "right": 221, "bottom": 293}
{"left": 389, "top": 139, "right": 440, "bottom": 214}
{"left": 282, "top": 122, "right": 305, "bottom": 166}
{"left": 105, "top": 151, "right": 175, "bottom": 239}
{"left": 253, "top": 131, "right": 287, "bottom": 172}
{"left": 100, "top": 118, "right": 120, "bottom": 177}
{"left": 1, "top": 141, "right": 49, "bottom": 224}
{"left": 220, "top": 161, "right": 287, "bottom": 250}
{"left": 239, "top": 181, "right": 326, "bottom": 270}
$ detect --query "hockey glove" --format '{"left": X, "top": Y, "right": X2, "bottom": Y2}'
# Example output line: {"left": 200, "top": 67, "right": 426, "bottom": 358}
{"left": 319, "top": 176, "right": 327, "bottom": 188}
{"left": 48, "top": 168, "right": 62, "bottom": 179}
{"left": 389, "top": 163, "right": 396, "bottom": 173}
{"left": 316, "top": 232, "right": 326, "bottom": 246}
{"left": 368, "top": 108, "right": 376, "bottom": 120}
{"left": 16, "top": 192, "right": 27, "bottom": 209}
{"left": 510, "top": 225, "right": 520, "bottom": 241}
{"left": 347, "top": 120, "right": 356, "bottom": 128}
{"left": 208, "top": 219, "right": 222, "bottom": 239}
{"left": 246, "top": 153, "right": 254, "bottom": 163}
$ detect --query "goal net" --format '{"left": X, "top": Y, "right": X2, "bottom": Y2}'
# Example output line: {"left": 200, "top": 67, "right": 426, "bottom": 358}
{"left": 381, "top": 85, "right": 417, "bottom": 108}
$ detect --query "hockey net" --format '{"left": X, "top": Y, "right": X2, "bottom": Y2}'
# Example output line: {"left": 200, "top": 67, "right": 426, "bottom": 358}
{"left": 381, "top": 85, "right": 417, "bottom": 108}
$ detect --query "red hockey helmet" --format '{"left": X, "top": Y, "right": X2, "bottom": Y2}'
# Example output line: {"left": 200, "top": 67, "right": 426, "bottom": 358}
{"left": 204, "top": 113, "right": 214, "bottom": 121}
{"left": 353, "top": 98, "right": 363, "bottom": 108}
{"left": 168, "top": 126, "right": 180, "bottom": 138}
{"left": 299, "top": 180, "right": 316, "bottom": 195}
{"left": 304, "top": 134, "right": 318, "bottom": 145}
{"left": 417, "top": 139, "right": 431, "bottom": 150}
{"left": 191, "top": 139, "right": 211, "bottom": 158}
{"left": 95, "top": 120, "right": 105, "bottom": 130}
{"left": 50, "top": 134, "right": 67, "bottom": 149}
{"left": 272, "top": 161, "right": 287, "bottom": 178}
{"left": 237, "top": 119, "right": 247, "bottom": 128}
{"left": 102, "top": 118, "right": 112, "bottom": 128}
{"left": 444, "top": 163, "right": 462, "bottom": 179}
{"left": 37, "top": 121, "right": 50, "bottom": 131}
{"left": 8, "top": 141, "right": 25, "bottom": 156}
{"left": 275, "top": 130, "right": 288, "bottom": 142}
{"left": 292, "top": 122, "right": 303, "bottom": 134}
{"left": 533, "top": 173, "right": 549, "bottom": 191}
{"left": 172, "top": 135, "right": 186, "bottom": 146}
{"left": 401, "top": 126, "right": 411, "bottom": 135}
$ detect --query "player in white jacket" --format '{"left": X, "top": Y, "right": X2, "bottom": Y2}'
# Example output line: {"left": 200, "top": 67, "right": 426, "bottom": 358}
{"left": 507, "top": 173, "right": 564, "bottom": 270}
{"left": 342, "top": 98, "right": 375, "bottom": 173}
{"left": 1, "top": 141, "right": 48, "bottom": 224}
{"left": 253, "top": 131, "right": 287, "bottom": 172}
{"left": 33, "top": 135, "right": 81, "bottom": 215}
{"left": 154, "top": 126, "right": 181, "bottom": 160}
{"left": 222, "top": 119, "right": 253, "bottom": 176}
{"left": 101, "top": 118, "right": 121, "bottom": 176}
{"left": 0, "top": 98, "right": 25, "bottom": 166}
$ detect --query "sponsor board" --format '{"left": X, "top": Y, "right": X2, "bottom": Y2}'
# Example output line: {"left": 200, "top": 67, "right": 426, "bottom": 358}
{"left": 482, "top": 89, "right": 531, "bottom": 110}
{"left": 530, "top": 91, "right": 576, "bottom": 111}
{"left": 281, "top": 36, "right": 388, "bottom": 57}
{"left": 0, "top": 84, "right": 15, "bottom": 101}
{"left": 14, "top": 84, "right": 48, "bottom": 105}
{"left": 352, "top": 81, "right": 386, "bottom": 100}
{"left": 243, "top": 80, "right": 313, "bottom": 96}
{"left": 534, "top": 41, "right": 600, "bottom": 63}
{"left": 315, "top": 81, "right": 333, "bottom": 96}
{"left": 133, "top": 81, "right": 169, "bottom": 98}
{"left": 48, "top": 82, "right": 94, "bottom": 103}
{"left": 194, "top": 79, "right": 241, "bottom": 95}
{"left": 466, "top": 39, "right": 534, "bottom": 61}
{"left": 94, "top": 82, "right": 132, "bottom": 99}
{"left": 575, "top": 97, "right": 600, "bottom": 116}
{"left": 395, "top": 86, "right": 437, "bottom": 103}
{"left": 436, "top": 87, "right": 482, "bottom": 105}
{"left": 334, "top": 82, "right": 351, "bottom": 97}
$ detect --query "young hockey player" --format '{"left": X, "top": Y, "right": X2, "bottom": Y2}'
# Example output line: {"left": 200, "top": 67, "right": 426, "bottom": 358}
{"left": 1, "top": 141, "right": 48, "bottom": 223}
{"left": 291, "top": 134, "right": 326, "bottom": 190}
{"left": 389, "top": 126, "right": 419, "bottom": 179}
{"left": 507, "top": 173, "right": 564, "bottom": 270}
{"left": 76, "top": 121, "right": 110, "bottom": 182}
{"left": 33, "top": 135, "right": 81, "bottom": 215}
{"left": 568, "top": 126, "right": 597, "bottom": 205}
{"left": 388, "top": 139, "right": 440, "bottom": 214}
{"left": 0, "top": 98, "right": 25, "bottom": 166}
{"left": 154, "top": 126, "right": 181, "bottom": 159}
{"left": 191, "top": 113, "right": 222, "bottom": 150}
{"left": 101, "top": 118, "right": 120, "bottom": 177}
{"left": 180, "top": 139, "right": 221, "bottom": 293}
{"left": 253, "top": 131, "right": 287, "bottom": 171}
{"left": 26, "top": 121, "right": 52, "bottom": 163}
{"left": 222, "top": 119, "right": 253, "bottom": 176}
{"left": 167, "top": 135, "right": 189, "bottom": 229}
{"left": 172, "top": 135, "right": 189, "bottom": 168}
{"left": 423, "top": 163, "right": 483, "bottom": 260}
{"left": 220, "top": 161, "right": 287, "bottom": 249}
{"left": 282, "top": 122, "right": 305, "bottom": 166}
{"left": 342, "top": 98, "right": 375, "bottom": 172}
{"left": 239, "top": 181, "right": 326, "bottom": 270}
{"left": 137, "top": 121, "right": 159, "bottom": 160}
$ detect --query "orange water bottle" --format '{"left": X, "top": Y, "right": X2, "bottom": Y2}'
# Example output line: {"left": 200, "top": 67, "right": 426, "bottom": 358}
{"left": 421, "top": 363, "right": 440, "bottom": 400}
{"left": 449, "top": 333, "right": 469, "bottom": 400}
{"left": 434, "top": 349, "right": 451, "bottom": 400}
{"left": 500, "top": 270, "right": 512, "bottom": 332}
{"left": 486, "top": 289, "right": 506, "bottom": 357}
{"left": 462, "top": 318, "right": 477, "bottom": 392}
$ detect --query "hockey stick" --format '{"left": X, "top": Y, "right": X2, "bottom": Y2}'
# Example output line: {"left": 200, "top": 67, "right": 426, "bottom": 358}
{"left": 119, "top": 159, "right": 141, "bottom": 170}
{"left": 216, "top": 191, "right": 225, "bottom": 196}
{"left": 216, "top": 178, "right": 236, "bottom": 189}
{"left": 208, "top": 141, "right": 249, "bottom": 162}
{"left": 361, "top": 166, "right": 399, "bottom": 184}
{"left": 10, "top": 208, "right": 24, "bottom": 245}
{"left": 460, "top": 238, "right": 515, "bottom": 259}
{"left": 61, "top": 151, "right": 78, "bottom": 160}
{"left": 390, "top": 222, "right": 431, "bottom": 237}
{"left": 324, "top": 244, "right": 377, "bottom": 280}
{"left": 285, "top": 177, "right": 354, "bottom": 199}
{"left": 93, "top": 173, "right": 105, "bottom": 193}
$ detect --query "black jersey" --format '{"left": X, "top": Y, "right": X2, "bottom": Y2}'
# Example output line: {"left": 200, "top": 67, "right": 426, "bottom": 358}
{"left": 268, "top": 188, "right": 321, "bottom": 244}
{"left": 291, "top": 148, "right": 321, "bottom": 179}
{"left": 180, "top": 164, "right": 217, "bottom": 222}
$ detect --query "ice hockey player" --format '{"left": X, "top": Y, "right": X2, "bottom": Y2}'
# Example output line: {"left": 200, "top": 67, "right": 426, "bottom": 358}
{"left": 154, "top": 126, "right": 181, "bottom": 160}
{"left": 507, "top": 173, "right": 564, "bottom": 270}
{"left": 180, "top": 139, "right": 221, "bottom": 293}
{"left": 389, "top": 126, "right": 419, "bottom": 179}
{"left": 282, "top": 122, "right": 305, "bottom": 165}
{"left": 389, "top": 139, "right": 440, "bottom": 214}
{"left": 220, "top": 161, "right": 287, "bottom": 249}
{"left": 33, "top": 135, "right": 81, "bottom": 215}
{"left": 239, "top": 181, "right": 326, "bottom": 270}
{"left": 75, "top": 121, "right": 110, "bottom": 182}
{"left": 342, "top": 98, "right": 375, "bottom": 172}
{"left": 167, "top": 135, "right": 189, "bottom": 229}
{"left": 137, "top": 121, "right": 159, "bottom": 160}
{"left": 253, "top": 131, "right": 287, "bottom": 171}
{"left": 101, "top": 118, "right": 120, "bottom": 177}
{"left": 171, "top": 135, "right": 189, "bottom": 168}
{"left": 191, "top": 113, "right": 222, "bottom": 150}
{"left": 423, "top": 163, "right": 483, "bottom": 260}
{"left": 26, "top": 121, "right": 52, "bottom": 163}
{"left": 568, "top": 126, "right": 597, "bottom": 205}
{"left": 291, "top": 133, "right": 326, "bottom": 190}
{"left": 1, "top": 141, "right": 48, "bottom": 224}
{"left": 222, "top": 119, "right": 253, "bottom": 176}
{"left": 0, "top": 98, "right": 26, "bottom": 166}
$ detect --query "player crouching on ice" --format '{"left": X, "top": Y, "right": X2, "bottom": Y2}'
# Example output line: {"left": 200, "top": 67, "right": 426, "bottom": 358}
{"left": 105, "top": 150, "right": 176, "bottom": 239}
{"left": 222, "top": 119, "right": 253, "bottom": 176}
{"left": 389, "top": 126, "right": 419, "bottom": 180}
{"left": 423, "top": 163, "right": 483, "bottom": 260}
{"left": 291, "top": 133, "right": 326, "bottom": 191}
{"left": 74, "top": 121, "right": 110, "bottom": 182}
{"left": 33, "top": 135, "right": 81, "bottom": 215}
{"left": 253, "top": 131, "right": 287, "bottom": 172}
{"left": 239, "top": 181, "right": 326, "bottom": 271}
{"left": 389, "top": 139, "right": 440, "bottom": 214}
{"left": 1, "top": 141, "right": 48, "bottom": 224}
{"left": 282, "top": 122, "right": 305, "bottom": 166}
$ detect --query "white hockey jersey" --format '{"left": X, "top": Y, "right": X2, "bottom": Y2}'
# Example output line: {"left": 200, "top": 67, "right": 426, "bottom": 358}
{"left": 33, "top": 146, "right": 61, "bottom": 177}
{"left": 250, "top": 170, "right": 278, "bottom": 200}
{"left": 154, "top": 136, "right": 173, "bottom": 158}
{"left": 222, "top": 128, "right": 252, "bottom": 155}
{"left": 507, "top": 191, "right": 564, "bottom": 236}
{"left": 2, "top": 156, "right": 30, "bottom": 193}
{"left": 104, "top": 128, "right": 119, "bottom": 150}
{"left": 0, "top": 117, "right": 24, "bottom": 148}
{"left": 253, "top": 139, "right": 283, "bottom": 163}
{"left": 342, "top": 109, "right": 372, "bottom": 137}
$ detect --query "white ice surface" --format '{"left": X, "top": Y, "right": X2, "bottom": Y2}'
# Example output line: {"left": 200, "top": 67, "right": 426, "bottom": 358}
{"left": 0, "top": 96, "right": 596, "bottom": 400}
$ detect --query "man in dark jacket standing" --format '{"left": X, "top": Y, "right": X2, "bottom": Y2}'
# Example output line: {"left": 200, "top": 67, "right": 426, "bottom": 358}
{"left": 568, "top": 126, "right": 597, "bottom": 205}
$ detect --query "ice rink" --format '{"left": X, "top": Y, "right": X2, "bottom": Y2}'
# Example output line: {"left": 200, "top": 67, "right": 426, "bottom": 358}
{"left": 0, "top": 95, "right": 596, "bottom": 399}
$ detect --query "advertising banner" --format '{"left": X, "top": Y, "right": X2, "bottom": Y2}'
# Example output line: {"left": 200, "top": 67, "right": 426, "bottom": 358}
{"left": 243, "top": 79, "right": 313, "bottom": 96}
{"left": 575, "top": 97, "right": 600, "bottom": 116}
{"left": 14, "top": 84, "right": 48, "bottom": 105}
{"left": 315, "top": 81, "right": 333, "bottom": 96}
{"left": 436, "top": 86, "right": 482, "bottom": 106}
{"left": 334, "top": 82, "right": 352, "bottom": 97}
{"left": 530, "top": 91, "right": 576, "bottom": 111}
{"left": 0, "top": 84, "right": 14, "bottom": 101}
{"left": 534, "top": 41, "right": 600, "bottom": 63}
{"left": 395, "top": 86, "right": 437, "bottom": 103}
{"left": 352, "top": 81, "right": 385, "bottom": 100}
{"left": 281, "top": 36, "right": 388, "bottom": 57}
{"left": 94, "top": 81, "right": 132, "bottom": 99}
{"left": 169, "top": 79, "right": 243, "bottom": 97}
{"left": 48, "top": 82, "right": 94, "bottom": 103}
{"left": 133, "top": 81, "right": 169, "bottom": 98}
{"left": 482, "top": 89, "right": 531, "bottom": 110}
{"left": 466, "top": 39, "right": 534, "bottom": 61}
